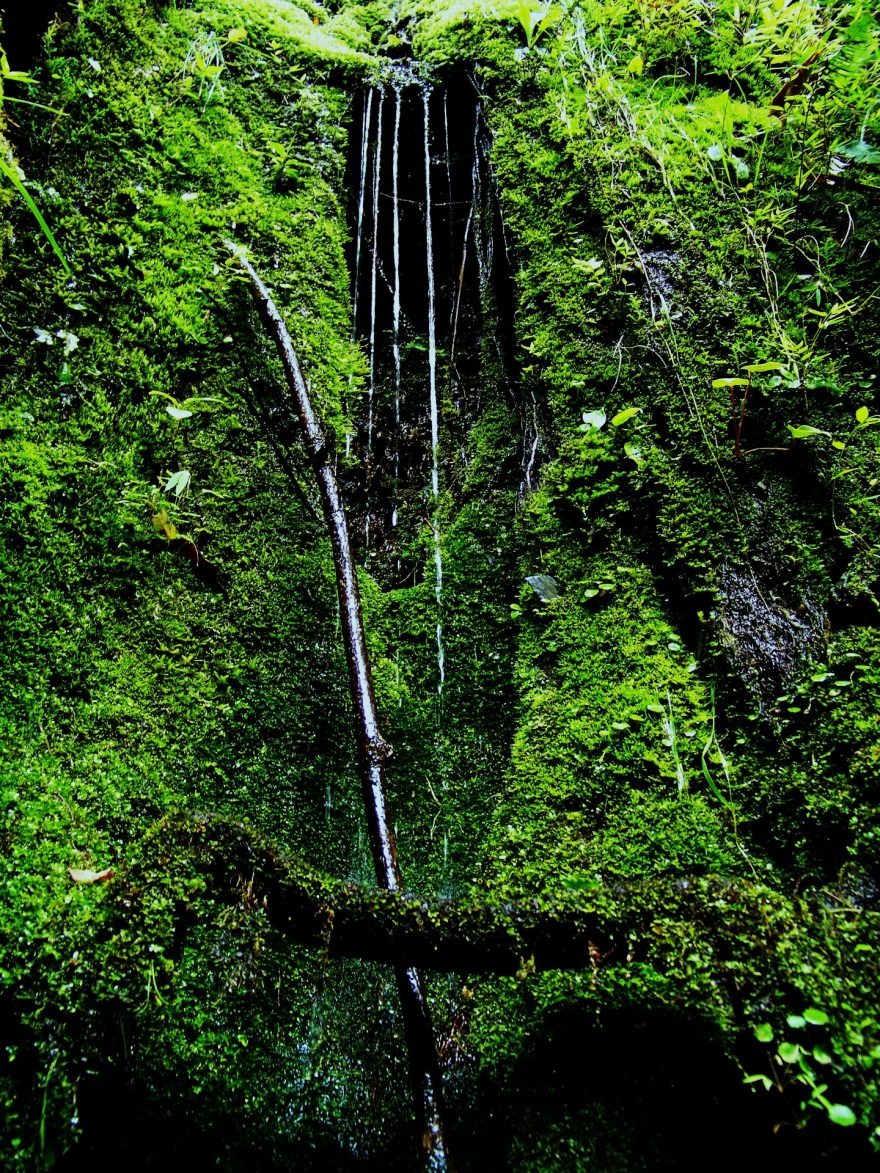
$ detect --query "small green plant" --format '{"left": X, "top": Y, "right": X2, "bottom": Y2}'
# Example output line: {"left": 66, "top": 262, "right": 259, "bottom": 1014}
{"left": 513, "top": 0, "right": 564, "bottom": 50}
{"left": 1, "top": 56, "right": 72, "bottom": 276}
{"left": 181, "top": 31, "right": 227, "bottom": 103}
{"left": 711, "top": 362, "right": 787, "bottom": 459}
{"left": 786, "top": 403, "right": 880, "bottom": 451}
{"left": 149, "top": 390, "right": 226, "bottom": 425}
{"left": 745, "top": 1009, "right": 859, "bottom": 1129}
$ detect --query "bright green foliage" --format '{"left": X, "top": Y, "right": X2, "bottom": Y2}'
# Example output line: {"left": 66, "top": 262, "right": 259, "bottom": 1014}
{"left": 1, "top": 0, "right": 880, "bottom": 1168}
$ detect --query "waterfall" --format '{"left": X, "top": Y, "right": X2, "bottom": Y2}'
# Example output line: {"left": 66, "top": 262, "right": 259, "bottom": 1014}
{"left": 423, "top": 85, "right": 445, "bottom": 696}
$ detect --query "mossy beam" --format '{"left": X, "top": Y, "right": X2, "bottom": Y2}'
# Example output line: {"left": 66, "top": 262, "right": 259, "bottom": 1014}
{"left": 225, "top": 243, "right": 450, "bottom": 1169}
{"left": 129, "top": 815, "right": 871, "bottom": 992}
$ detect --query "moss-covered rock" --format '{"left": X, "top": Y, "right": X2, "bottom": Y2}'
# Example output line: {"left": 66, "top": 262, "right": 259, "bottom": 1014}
{"left": 1, "top": 0, "right": 879, "bottom": 1167}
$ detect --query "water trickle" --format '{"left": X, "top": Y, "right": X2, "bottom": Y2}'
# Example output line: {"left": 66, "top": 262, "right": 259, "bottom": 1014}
{"left": 391, "top": 83, "right": 402, "bottom": 516}
{"left": 368, "top": 87, "right": 385, "bottom": 450}
{"left": 345, "top": 76, "right": 520, "bottom": 682}
{"left": 470, "top": 105, "right": 492, "bottom": 295}
{"left": 524, "top": 386, "right": 541, "bottom": 491}
{"left": 443, "top": 92, "right": 454, "bottom": 254}
{"left": 392, "top": 87, "right": 402, "bottom": 426}
{"left": 423, "top": 86, "right": 445, "bottom": 696}
{"left": 423, "top": 87, "right": 439, "bottom": 504}
{"left": 449, "top": 195, "right": 473, "bottom": 366}
{"left": 352, "top": 88, "right": 373, "bottom": 339}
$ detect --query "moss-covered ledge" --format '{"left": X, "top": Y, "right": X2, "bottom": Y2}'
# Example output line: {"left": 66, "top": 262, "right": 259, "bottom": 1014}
{"left": 116, "top": 813, "right": 877, "bottom": 994}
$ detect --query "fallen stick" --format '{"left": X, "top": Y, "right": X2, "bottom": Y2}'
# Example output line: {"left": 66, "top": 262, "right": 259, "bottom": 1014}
{"left": 225, "top": 241, "right": 451, "bottom": 1169}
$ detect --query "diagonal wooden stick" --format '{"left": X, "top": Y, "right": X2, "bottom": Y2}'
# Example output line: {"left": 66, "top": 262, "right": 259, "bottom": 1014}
{"left": 225, "top": 241, "right": 451, "bottom": 1170}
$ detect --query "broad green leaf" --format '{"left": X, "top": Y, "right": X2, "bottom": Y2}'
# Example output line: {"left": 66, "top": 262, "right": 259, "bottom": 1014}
{"left": 166, "top": 405, "right": 193, "bottom": 420}
{"left": 562, "top": 876, "right": 600, "bottom": 892}
{"left": 626, "top": 54, "right": 643, "bottom": 75}
{"left": 832, "top": 440, "right": 846, "bottom": 450}
{"left": 827, "top": 1104, "right": 856, "bottom": 1126}
{"left": 753, "top": 1022, "right": 774, "bottom": 1043}
{"left": 804, "top": 1008, "right": 829, "bottom": 1026}
{"left": 68, "top": 866, "right": 113, "bottom": 883}
{"left": 788, "top": 424, "right": 830, "bottom": 439}
{"left": 786, "top": 1014, "right": 806, "bottom": 1030}
{"left": 226, "top": 27, "right": 247, "bottom": 42}
{"left": 744, "top": 362, "right": 785, "bottom": 374}
{"left": 573, "top": 256, "right": 603, "bottom": 275}
{"left": 165, "top": 469, "right": 192, "bottom": 497}
{"left": 778, "top": 1041, "right": 800, "bottom": 1063}
{"left": 712, "top": 377, "right": 749, "bottom": 388}
{"left": 611, "top": 407, "right": 641, "bottom": 426}
{"left": 581, "top": 408, "right": 606, "bottom": 430}
{"left": 813, "top": 1046, "right": 833, "bottom": 1064}
{"left": 856, "top": 406, "right": 870, "bottom": 424}
{"left": 836, "top": 139, "right": 880, "bottom": 165}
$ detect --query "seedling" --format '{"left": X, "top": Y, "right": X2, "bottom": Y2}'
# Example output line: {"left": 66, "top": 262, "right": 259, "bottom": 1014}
{"left": 712, "top": 362, "right": 786, "bottom": 458}
{"left": 744, "top": 1009, "right": 860, "bottom": 1130}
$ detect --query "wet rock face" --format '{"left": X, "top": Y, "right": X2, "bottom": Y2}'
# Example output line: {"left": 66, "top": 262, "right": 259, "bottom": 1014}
{"left": 341, "top": 74, "right": 520, "bottom": 580}
{"left": 718, "top": 561, "right": 826, "bottom": 705}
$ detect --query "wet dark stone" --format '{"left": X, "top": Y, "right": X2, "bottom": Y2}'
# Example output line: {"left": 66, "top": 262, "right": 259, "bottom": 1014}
{"left": 718, "top": 561, "right": 826, "bottom": 705}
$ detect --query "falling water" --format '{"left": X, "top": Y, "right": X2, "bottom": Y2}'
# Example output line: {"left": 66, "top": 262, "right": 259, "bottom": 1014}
{"left": 423, "top": 88, "right": 439, "bottom": 502}
{"left": 524, "top": 387, "right": 540, "bottom": 491}
{"left": 368, "top": 87, "right": 385, "bottom": 449}
{"left": 471, "top": 105, "right": 492, "bottom": 294}
{"left": 423, "top": 86, "right": 445, "bottom": 696}
{"left": 352, "top": 88, "right": 373, "bottom": 339}
{"left": 443, "top": 92, "right": 454, "bottom": 257}
{"left": 391, "top": 83, "right": 402, "bottom": 520}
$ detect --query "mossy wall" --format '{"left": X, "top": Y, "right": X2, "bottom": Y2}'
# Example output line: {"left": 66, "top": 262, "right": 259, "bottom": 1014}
{"left": 1, "top": 0, "right": 879, "bottom": 1168}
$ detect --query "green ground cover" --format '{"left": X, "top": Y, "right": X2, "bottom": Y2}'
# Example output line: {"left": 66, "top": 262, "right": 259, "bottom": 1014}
{"left": 1, "top": 0, "right": 879, "bottom": 1166}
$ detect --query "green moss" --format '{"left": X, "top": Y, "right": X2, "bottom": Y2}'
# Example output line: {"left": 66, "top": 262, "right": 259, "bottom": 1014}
{"left": 2, "top": 0, "right": 880, "bottom": 1165}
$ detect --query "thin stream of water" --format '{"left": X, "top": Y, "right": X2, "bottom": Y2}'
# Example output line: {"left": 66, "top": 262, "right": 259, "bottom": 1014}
{"left": 392, "top": 83, "right": 402, "bottom": 521}
{"left": 423, "top": 86, "right": 445, "bottom": 696}
{"left": 368, "top": 87, "right": 385, "bottom": 449}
